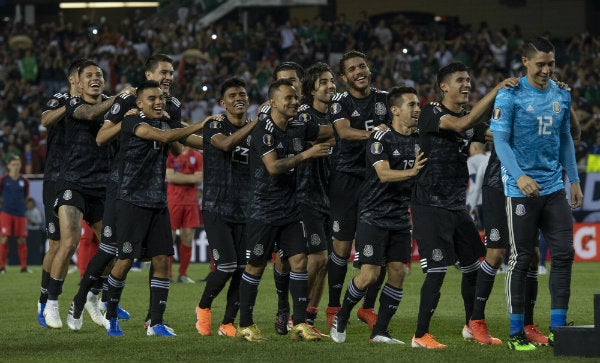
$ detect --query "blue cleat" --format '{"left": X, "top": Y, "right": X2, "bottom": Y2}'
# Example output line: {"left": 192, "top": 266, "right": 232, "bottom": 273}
{"left": 147, "top": 323, "right": 176, "bottom": 337}
{"left": 101, "top": 302, "right": 131, "bottom": 320}
{"left": 106, "top": 318, "right": 124, "bottom": 337}
{"left": 37, "top": 302, "right": 48, "bottom": 328}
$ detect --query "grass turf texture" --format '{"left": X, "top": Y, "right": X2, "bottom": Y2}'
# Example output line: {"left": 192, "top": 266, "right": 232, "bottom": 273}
{"left": 1, "top": 262, "right": 598, "bottom": 363}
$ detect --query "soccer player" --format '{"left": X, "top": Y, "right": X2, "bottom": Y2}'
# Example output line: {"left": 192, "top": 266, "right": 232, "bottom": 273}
{"left": 104, "top": 80, "right": 207, "bottom": 337}
{"left": 166, "top": 145, "right": 203, "bottom": 283}
{"left": 195, "top": 77, "right": 256, "bottom": 337}
{"left": 490, "top": 36, "right": 582, "bottom": 350}
{"left": 44, "top": 59, "right": 128, "bottom": 329}
{"left": 326, "top": 50, "right": 391, "bottom": 330}
{"left": 330, "top": 86, "right": 426, "bottom": 344}
{"left": 236, "top": 79, "right": 330, "bottom": 342}
{"left": 36, "top": 58, "right": 86, "bottom": 328}
{"left": 410, "top": 62, "right": 517, "bottom": 349}
{"left": 0, "top": 156, "right": 30, "bottom": 273}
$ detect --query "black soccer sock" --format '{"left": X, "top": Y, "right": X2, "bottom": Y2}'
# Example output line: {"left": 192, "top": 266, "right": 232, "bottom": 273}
{"left": 39, "top": 269, "right": 50, "bottom": 304}
{"left": 150, "top": 277, "right": 170, "bottom": 326}
{"left": 145, "top": 264, "right": 154, "bottom": 322}
{"left": 222, "top": 268, "right": 243, "bottom": 325}
{"left": 199, "top": 269, "right": 232, "bottom": 309}
{"left": 461, "top": 266, "right": 479, "bottom": 325}
{"left": 415, "top": 271, "right": 445, "bottom": 338}
{"left": 101, "top": 280, "right": 109, "bottom": 303}
{"left": 73, "top": 249, "right": 115, "bottom": 311}
{"left": 306, "top": 306, "right": 318, "bottom": 325}
{"left": 47, "top": 277, "right": 64, "bottom": 301}
{"left": 327, "top": 251, "right": 348, "bottom": 307}
{"left": 238, "top": 271, "right": 261, "bottom": 327}
{"left": 105, "top": 274, "right": 125, "bottom": 320}
{"left": 362, "top": 265, "right": 386, "bottom": 309}
{"left": 273, "top": 265, "right": 290, "bottom": 311}
{"left": 338, "top": 278, "right": 366, "bottom": 322}
{"left": 289, "top": 271, "right": 309, "bottom": 324}
{"left": 471, "top": 260, "right": 498, "bottom": 320}
{"left": 524, "top": 268, "right": 538, "bottom": 326}
{"left": 372, "top": 284, "right": 402, "bottom": 336}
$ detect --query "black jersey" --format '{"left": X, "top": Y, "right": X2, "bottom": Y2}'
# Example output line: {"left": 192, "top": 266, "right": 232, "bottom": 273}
{"left": 296, "top": 104, "right": 332, "bottom": 214}
{"left": 41, "top": 92, "right": 70, "bottom": 182}
{"left": 329, "top": 89, "right": 390, "bottom": 177}
{"left": 248, "top": 110, "right": 319, "bottom": 225}
{"left": 61, "top": 95, "right": 111, "bottom": 194}
{"left": 202, "top": 114, "right": 251, "bottom": 223}
{"left": 360, "top": 129, "right": 418, "bottom": 229}
{"left": 413, "top": 102, "right": 487, "bottom": 210}
{"left": 117, "top": 112, "right": 178, "bottom": 209}
{"left": 483, "top": 146, "right": 503, "bottom": 192}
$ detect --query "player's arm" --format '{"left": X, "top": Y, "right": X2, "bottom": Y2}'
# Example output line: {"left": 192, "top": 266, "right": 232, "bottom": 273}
{"left": 333, "top": 118, "right": 372, "bottom": 140}
{"left": 211, "top": 119, "right": 258, "bottom": 152}
{"left": 493, "top": 130, "right": 540, "bottom": 196}
{"left": 558, "top": 129, "right": 583, "bottom": 208}
{"left": 74, "top": 88, "right": 136, "bottom": 121}
{"left": 570, "top": 106, "right": 581, "bottom": 145}
{"left": 96, "top": 121, "right": 121, "bottom": 146}
{"left": 262, "top": 143, "right": 331, "bottom": 175}
{"left": 166, "top": 168, "right": 202, "bottom": 184}
{"left": 179, "top": 116, "right": 217, "bottom": 149}
{"left": 41, "top": 107, "right": 66, "bottom": 127}
{"left": 440, "top": 77, "right": 519, "bottom": 132}
{"left": 373, "top": 151, "right": 426, "bottom": 183}
{"left": 314, "top": 124, "right": 334, "bottom": 143}
{"left": 134, "top": 121, "right": 204, "bottom": 144}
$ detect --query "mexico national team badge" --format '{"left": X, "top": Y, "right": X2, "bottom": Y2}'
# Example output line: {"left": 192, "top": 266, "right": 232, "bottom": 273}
{"left": 370, "top": 141, "right": 383, "bottom": 155}
{"left": 103, "top": 226, "right": 112, "bottom": 238}
{"left": 375, "top": 102, "right": 387, "bottom": 116}
{"left": 552, "top": 101, "right": 561, "bottom": 113}
{"left": 330, "top": 102, "right": 342, "bottom": 115}
{"left": 515, "top": 204, "right": 526, "bottom": 216}
{"left": 212, "top": 249, "right": 220, "bottom": 261}
{"left": 292, "top": 138, "right": 303, "bottom": 152}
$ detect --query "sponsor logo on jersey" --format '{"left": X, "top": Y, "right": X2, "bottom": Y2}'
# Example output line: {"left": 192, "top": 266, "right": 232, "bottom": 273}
{"left": 351, "top": 110, "right": 360, "bottom": 117}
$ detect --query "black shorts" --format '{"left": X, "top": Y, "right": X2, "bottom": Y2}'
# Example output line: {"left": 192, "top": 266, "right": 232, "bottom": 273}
{"left": 329, "top": 171, "right": 363, "bottom": 241}
{"left": 354, "top": 220, "right": 412, "bottom": 266}
{"left": 482, "top": 186, "right": 509, "bottom": 249}
{"left": 411, "top": 204, "right": 485, "bottom": 272}
{"left": 115, "top": 200, "right": 173, "bottom": 260}
{"left": 101, "top": 181, "right": 118, "bottom": 246}
{"left": 245, "top": 219, "right": 305, "bottom": 264}
{"left": 203, "top": 212, "right": 246, "bottom": 268}
{"left": 299, "top": 205, "right": 330, "bottom": 254}
{"left": 43, "top": 180, "right": 60, "bottom": 240}
{"left": 54, "top": 187, "right": 105, "bottom": 225}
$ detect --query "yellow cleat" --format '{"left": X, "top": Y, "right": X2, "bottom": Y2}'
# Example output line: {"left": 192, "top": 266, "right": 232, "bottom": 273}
{"left": 290, "top": 322, "right": 322, "bottom": 341}
{"left": 237, "top": 324, "right": 267, "bottom": 342}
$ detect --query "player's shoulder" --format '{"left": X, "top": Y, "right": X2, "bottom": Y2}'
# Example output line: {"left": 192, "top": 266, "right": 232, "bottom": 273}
{"left": 371, "top": 128, "right": 391, "bottom": 141}
{"left": 332, "top": 91, "right": 348, "bottom": 102}
{"left": 371, "top": 87, "right": 388, "bottom": 97}
{"left": 167, "top": 95, "right": 181, "bottom": 108}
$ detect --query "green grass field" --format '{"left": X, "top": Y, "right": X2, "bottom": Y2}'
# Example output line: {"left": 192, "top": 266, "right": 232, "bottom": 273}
{"left": 1, "top": 262, "right": 599, "bottom": 363}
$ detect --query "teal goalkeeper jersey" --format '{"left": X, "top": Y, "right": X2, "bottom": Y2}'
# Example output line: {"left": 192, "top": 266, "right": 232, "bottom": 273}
{"left": 490, "top": 76, "right": 571, "bottom": 197}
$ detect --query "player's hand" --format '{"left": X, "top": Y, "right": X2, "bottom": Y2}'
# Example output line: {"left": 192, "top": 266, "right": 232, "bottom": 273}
{"left": 495, "top": 77, "right": 519, "bottom": 91}
{"left": 118, "top": 86, "right": 137, "bottom": 96}
{"left": 570, "top": 182, "right": 583, "bottom": 209}
{"left": 411, "top": 151, "right": 427, "bottom": 176}
{"left": 517, "top": 175, "right": 540, "bottom": 197}
{"left": 551, "top": 74, "right": 572, "bottom": 91}
{"left": 485, "top": 128, "right": 494, "bottom": 143}
{"left": 305, "top": 142, "right": 331, "bottom": 158}
{"left": 124, "top": 108, "right": 139, "bottom": 117}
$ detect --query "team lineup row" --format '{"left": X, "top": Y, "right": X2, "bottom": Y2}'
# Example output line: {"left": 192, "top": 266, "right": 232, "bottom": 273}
{"left": 35, "top": 36, "right": 581, "bottom": 351}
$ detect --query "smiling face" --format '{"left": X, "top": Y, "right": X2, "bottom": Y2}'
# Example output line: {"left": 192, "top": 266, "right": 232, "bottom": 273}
{"left": 136, "top": 86, "right": 165, "bottom": 119}
{"left": 146, "top": 61, "right": 174, "bottom": 95}
{"left": 78, "top": 65, "right": 104, "bottom": 98}
{"left": 341, "top": 56, "right": 371, "bottom": 92}
{"left": 440, "top": 70, "right": 471, "bottom": 105}
{"left": 220, "top": 86, "right": 249, "bottom": 118}
{"left": 312, "top": 71, "right": 336, "bottom": 106}
{"left": 276, "top": 69, "right": 302, "bottom": 97}
{"left": 523, "top": 51, "right": 555, "bottom": 90}
{"left": 270, "top": 84, "right": 299, "bottom": 120}
{"left": 392, "top": 93, "right": 421, "bottom": 128}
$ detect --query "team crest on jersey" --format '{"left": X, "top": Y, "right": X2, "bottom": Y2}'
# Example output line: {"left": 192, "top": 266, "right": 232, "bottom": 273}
{"left": 465, "top": 128, "right": 474, "bottom": 139}
{"left": 103, "top": 226, "right": 112, "bottom": 238}
{"left": 299, "top": 113, "right": 311, "bottom": 123}
{"left": 375, "top": 102, "right": 387, "bottom": 116}
{"left": 47, "top": 99, "right": 59, "bottom": 108}
{"left": 515, "top": 204, "right": 526, "bottom": 216}
{"left": 48, "top": 222, "right": 56, "bottom": 234}
{"left": 489, "top": 228, "right": 500, "bottom": 242}
{"left": 212, "top": 249, "right": 220, "bottom": 261}
{"left": 246, "top": 135, "right": 252, "bottom": 146}
{"left": 63, "top": 190, "right": 72, "bottom": 201}
{"left": 332, "top": 221, "right": 340, "bottom": 233}
{"left": 363, "top": 245, "right": 374, "bottom": 257}
{"left": 330, "top": 102, "right": 342, "bottom": 115}
{"left": 433, "top": 105, "right": 442, "bottom": 115}
{"left": 263, "top": 134, "right": 274, "bottom": 146}
{"left": 209, "top": 120, "right": 221, "bottom": 129}
{"left": 492, "top": 107, "right": 502, "bottom": 120}
{"left": 370, "top": 142, "right": 383, "bottom": 155}
{"left": 311, "top": 234, "right": 321, "bottom": 246}
{"left": 552, "top": 101, "right": 561, "bottom": 113}
{"left": 69, "top": 98, "right": 80, "bottom": 106}
{"left": 431, "top": 248, "right": 443, "bottom": 261}
{"left": 292, "top": 138, "right": 303, "bottom": 152}
{"left": 110, "top": 103, "right": 120, "bottom": 114}
{"left": 122, "top": 241, "right": 133, "bottom": 254}
{"left": 253, "top": 244, "right": 264, "bottom": 256}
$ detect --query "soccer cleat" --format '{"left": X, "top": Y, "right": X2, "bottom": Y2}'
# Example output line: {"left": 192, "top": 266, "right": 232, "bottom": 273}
{"left": 325, "top": 306, "right": 340, "bottom": 330}
{"left": 330, "top": 315, "right": 348, "bottom": 343}
{"left": 287, "top": 316, "right": 294, "bottom": 332}
{"left": 411, "top": 333, "right": 448, "bottom": 349}
{"left": 37, "top": 302, "right": 48, "bottom": 328}
{"left": 98, "top": 301, "right": 131, "bottom": 320}
{"left": 538, "top": 265, "right": 547, "bottom": 275}
{"left": 236, "top": 324, "right": 267, "bottom": 342}
{"left": 507, "top": 332, "right": 536, "bottom": 351}
{"left": 106, "top": 318, "right": 124, "bottom": 337}
{"left": 43, "top": 303, "right": 63, "bottom": 329}
{"left": 67, "top": 301, "right": 83, "bottom": 331}
{"left": 85, "top": 295, "right": 106, "bottom": 326}
{"left": 145, "top": 319, "right": 175, "bottom": 334}
{"left": 524, "top": 324, "right": 549, "bottom": 346}
{"left": 0, "top": 267, "right": 6, "bottom": 274}
{"left": 147, "top": 323, "right": 176, "bottom": 336}
{"left": 290, "top": 322, "right": 322, "bottom": 341}
{"left": 357, "top": 307, "right": 377, "bottom": 330}
{"left": 218, "top": 323, "right": 237, "bottom": 337}
{"left": 21, "top": 267, "right": 33, "bottom": 273}
{"left": 177, "top": 275, "right": 195, "bottom": 284}
{"left": 274, "top": 308, "right": 290, "bottom": 335}
{"left": 370, "top": 331, "right": 405, "bottom": 344}
{"left": 467, "top": 319, "right": 502, "bottom": 345}
{"left": 195, "top": 306, "right": 212, "bottom": 336}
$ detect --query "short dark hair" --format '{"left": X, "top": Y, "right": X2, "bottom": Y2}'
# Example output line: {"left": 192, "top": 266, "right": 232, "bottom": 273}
{"left": 68, "top": 58, "right": 88, "bottom": 77}
{"left": 274, "top": 61, "right": 304, "bottom": 80}
{"left": 77, "top": 60, "right": 100, "bottom": 77}
{"left": 387, "top": 86, "right": 418, "bottom": 109}
{"left": 220, "top": 77, "right": 247, "bottom": 99}
{"left": 339, "top": 50, "right": 367, "bottom": 75}
{"left": 145, "top": 53, "right": 173, "bottom": 73}
{"left": 136, "top": 80, "right": 161, "bottom": 98}
{"left": 268, "top": 78, "right": 294, "bottom": 99}
{"left": 437, "top": 62, "right": 469, "bottom": 91}
{"left": 301, "top": 62, "right": 333, "bottom": 105}
{"left": 523, "top": 36, "right": 555, "bottom": 59}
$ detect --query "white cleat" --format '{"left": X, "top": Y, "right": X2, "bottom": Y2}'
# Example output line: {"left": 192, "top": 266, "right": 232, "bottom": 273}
{"left": 67, "top": 301, "right": 83, "bottom": 331}
{"left": 43, "top": 303, "right": 63, "bottom": 329}
{"left": 330, "top": 316, "right": 347, "bottom": 343}
{"left": 370, "top": 333, "right": 405, "bottom": 344}
{"left": 84, "top": 294, "right": 105, "bottom": 326}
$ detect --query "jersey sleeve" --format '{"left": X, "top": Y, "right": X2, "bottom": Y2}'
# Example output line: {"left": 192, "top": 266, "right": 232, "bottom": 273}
{"left": 366, "top": 130, "right": 390, "bottom": 167}
{"left": 105, "top": 93, "right": 135, "bottom": 124}
{"left": 251, "top": 121, "right": 276, "bottom": 158}
{"left": 329, "top": 93, "right": 350, "bottom": 124}
{"left": 203, "top": 118, "right": 225, "bottom": 142}
{"left": 41, "top": 93, "right": 67, "bottom": 113}
{"left": 304, "top": 119, "right": 320, "bottom": 142}
{"left": 64, "top": 96, "right": 83, "bottom": 118}
{"left": 490, "top": 88, "right": 515, "bottom": 134}
{"left": 418, "top": 104, "right": 442, "bottom": 134}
